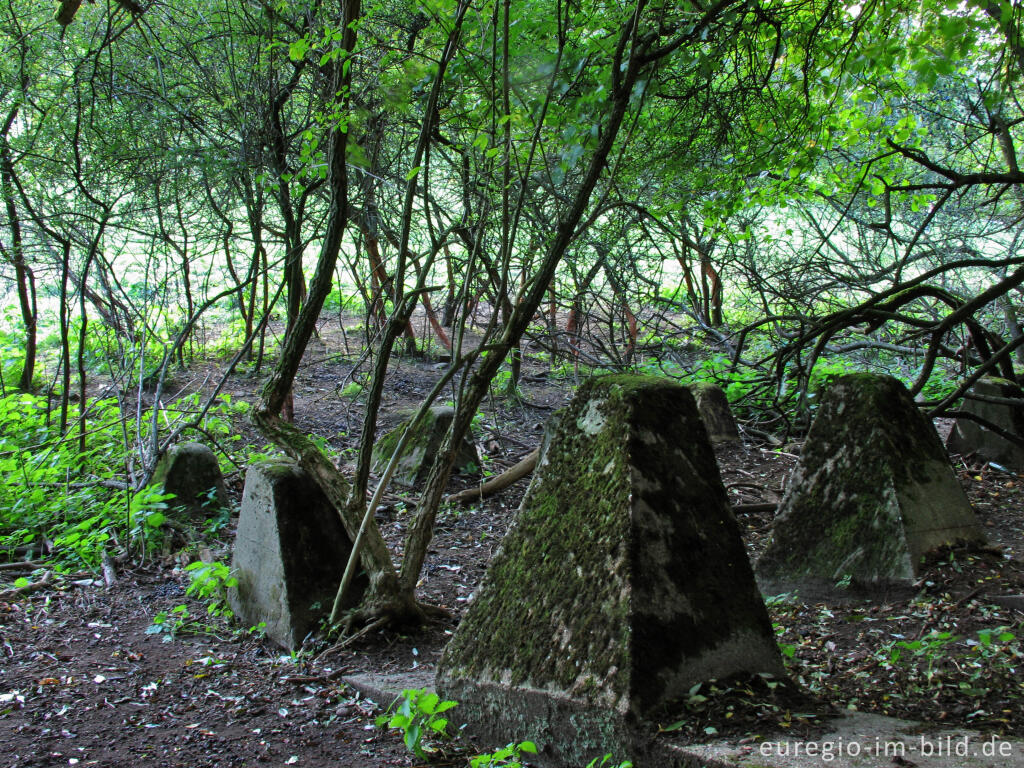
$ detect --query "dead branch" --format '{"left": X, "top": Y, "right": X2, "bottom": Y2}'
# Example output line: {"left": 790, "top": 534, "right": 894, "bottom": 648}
{"left": 446, "top": 447, "right": 539, "bottom": 505}
{"left": 0, "top": 571, "right": 53, "bottom": 600}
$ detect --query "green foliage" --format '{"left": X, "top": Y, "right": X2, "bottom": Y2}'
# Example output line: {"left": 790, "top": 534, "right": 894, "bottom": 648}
{"left": 684, "top": 354, "right": 774, "bottom": 421}
{"left": 128, "top": 486, "right": 176, "bottom": 557}
{"left": 470, "top": 741, "right": 538, "bottom": 768}
{"left": 146, "top": 605, "right": 192, "bottom": 642}
{"left": 488, "top": 367, "right": 522, "bottom": 400}
{"left": 585, "top": 756, "right": 632, "bottom": 768}
{"left": 882, "top": 630, "right": 958, "bottom": 683}
{"left": 877, "top": 625, "right": 1023, "bottom": 692}
{"left": 340, "top": 382, "right": 363, "bottom": 398}
{"left": 184, "top": 559, "right": 237, "bottom": 618}
{"left": 374, "top": 688, "right": 457, "bottom": 760}
{"left": 0, "top": 357, "right": 249, "bottom": 569}
{"left": 0, "top": 392, "right": 125, "bottom": 567}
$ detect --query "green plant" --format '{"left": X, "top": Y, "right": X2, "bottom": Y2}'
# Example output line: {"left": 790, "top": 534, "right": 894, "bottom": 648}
{"left": 340, "top": 381, "right": 363, "bottom": 398}
{"left": 882, "top": 630, "right": 958, "bottom": 684}
{"left": 128, "top": 486, "right": 176, "bottom": 557}
{"left": 184, "top": 559, "right": 237, "bottom": 617}
{"left": 146, "top": 605, "right": 192, "bottom": 642}
{"left": 470, "top": 740, "right": 538, "bottom": 767}
{"left": 375, "top": 688, "right": 457, "bottom": 759}
{"left": 586, "top": 755, "right": 633, "bottom": 768}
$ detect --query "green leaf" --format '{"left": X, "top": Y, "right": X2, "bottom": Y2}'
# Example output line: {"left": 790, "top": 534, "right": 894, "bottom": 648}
{"left": 405, "top": 166, "right": 423, "bottom": 181}
{"left": 289, "top": 39, "right": 309, "bottom": 61}
{"left": 660, "top": 720, "right": 687, "bottom": 732}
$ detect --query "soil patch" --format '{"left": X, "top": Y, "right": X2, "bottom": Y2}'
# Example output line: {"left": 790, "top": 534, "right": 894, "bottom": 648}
{"left": 3, "top": 338, "right": 1024, "bottom": 765}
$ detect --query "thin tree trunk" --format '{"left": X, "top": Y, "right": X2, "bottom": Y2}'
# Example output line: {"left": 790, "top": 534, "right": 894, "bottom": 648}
{"left": 400, "top": 5, "right": 654, "bottom": 592}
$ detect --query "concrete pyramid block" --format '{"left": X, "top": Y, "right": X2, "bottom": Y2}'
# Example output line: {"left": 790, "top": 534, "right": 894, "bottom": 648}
{"left": 687, "top": 382, "right": 741, "bottom": 443}
{"left": 756, "top": 374, "right": 984, "bottom": 596}
{"left": 371, "top": 405, "right": 478, "bottom": 487}
{"left": 228, "top": 460, "right": 365, "bottom": 650}
{"left": 152, "top": 441, "right": 229, "bottom": 518}
{"left": 946, "top": 376, "right": 1024, "bottom": 470}
{"left": 436, "top": 375, "right": 783, "bottom": 767}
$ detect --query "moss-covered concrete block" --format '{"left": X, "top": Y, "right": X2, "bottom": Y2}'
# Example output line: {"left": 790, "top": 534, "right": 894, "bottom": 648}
{"left": 152, "top": 441, "right": 229, "bottom": 518}
{"left": 227, "top": 460, "right": 366, "bottom": 650}
{"left": 371, "top": 405, "right": 478, "bottom": 487}
{"left": 436, "top": 375, "right": 783, "bottom": 767}
{"left": 946, "top": 376, "right": 1024, "bottom": 470}
{"left": 756, "top": 374, "right": 984, "bottom": 596}
{"left": 688, "top": 382, "right": 741, "bottom": 443}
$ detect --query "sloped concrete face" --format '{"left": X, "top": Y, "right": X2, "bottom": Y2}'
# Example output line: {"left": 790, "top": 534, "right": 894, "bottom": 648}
{"left": 688, "top": 382, "right": 741, "bottom": 443}
{"left": 153, "top": 441, "right": 229, "bottom": 518}
{"left": 227, "top": 460, "right": 365, "bottom": 650}
{"left": 946, "top": 376, "right": 1024, "bottom": 470}
{"left": 371, "top": 405, "right": 478, "bottom": 487}
{"left": 756, "top": 374, "right": 984, "bottom": 596}
{"left": 436, "top": 375, "right": 783, "bottom": 767}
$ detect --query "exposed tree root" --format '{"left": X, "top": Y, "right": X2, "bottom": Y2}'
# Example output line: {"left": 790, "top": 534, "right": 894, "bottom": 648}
{"left": 316, "top": 598, "right": 450, "bottom": 661}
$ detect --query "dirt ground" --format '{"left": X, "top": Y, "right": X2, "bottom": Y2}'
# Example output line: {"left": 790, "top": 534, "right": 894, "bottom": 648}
{"left": 2, "top": 331, "right": 1024, "bottom": 767}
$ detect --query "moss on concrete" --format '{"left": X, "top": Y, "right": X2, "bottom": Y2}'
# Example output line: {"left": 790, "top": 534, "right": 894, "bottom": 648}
{"left": 438, "top": 374, "right": 783, "bottom": 766}
{"left": 371, "top": 406, "right": 478, "bottom": 487}
{"left": 756, "top": 374, "right": 983, "bottom": 593}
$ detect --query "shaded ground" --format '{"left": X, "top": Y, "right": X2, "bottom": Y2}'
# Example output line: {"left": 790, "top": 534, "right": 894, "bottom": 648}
{"left": 2, "top": 335, "right": 1024, "bottom": 766}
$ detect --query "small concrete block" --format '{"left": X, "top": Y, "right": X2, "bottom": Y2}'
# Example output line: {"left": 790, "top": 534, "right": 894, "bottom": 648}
{"left": 372, "top": 405, "right": 478, "bottom": 487}
{"left": 688, "top": 382, "right": 741, "bottom": 443}
{"left": 946, "top": 376, "right": 1024, "bottom": 470}
{"left": 152, "top": 441, "right": 229, "bottom": 518}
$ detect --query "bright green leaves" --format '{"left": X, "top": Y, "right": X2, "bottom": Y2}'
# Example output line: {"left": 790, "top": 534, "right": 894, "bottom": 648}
{"left": 375, "top": 689, "right": 457, "bottom": 760}
{"left": 288, "top": 37, "right": 309, "bottom": 62}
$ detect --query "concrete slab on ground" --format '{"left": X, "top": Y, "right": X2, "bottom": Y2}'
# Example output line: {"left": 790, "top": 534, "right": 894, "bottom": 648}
{"left": 669, "top": 711, "right": 1024, "bottom": 768}
{"left": 342, "top": 669, "right": 1024, "bottom": 767}
{"left": 342, "top": 669, "right": 435, "bottom": 708}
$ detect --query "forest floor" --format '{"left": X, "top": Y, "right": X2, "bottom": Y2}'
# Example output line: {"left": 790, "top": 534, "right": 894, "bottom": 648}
{"left": 2, "top": 327, "right": 1024, "bottom": 767}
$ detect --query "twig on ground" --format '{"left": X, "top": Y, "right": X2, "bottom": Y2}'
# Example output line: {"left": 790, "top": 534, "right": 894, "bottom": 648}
{"left": 0, "top": 570, "right": 53, "bottom": 600}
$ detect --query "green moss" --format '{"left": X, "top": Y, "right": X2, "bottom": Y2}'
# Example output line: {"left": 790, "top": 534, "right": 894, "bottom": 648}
{"left": 444, "top": 377, "right": 634, "bottom": 693}
{"left": 443, "top": 375, "right": 778, "bottom": 710}
{"left": 372, "top": 406, "right": 477, "bottom": 485}
{"left": 757, "top": 374, "right": 963, "bottom": 587}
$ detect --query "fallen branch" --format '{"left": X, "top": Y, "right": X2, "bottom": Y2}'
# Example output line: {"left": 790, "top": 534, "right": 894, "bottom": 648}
{"left": 0, "top": 560, "right": 43, "bottom": 571}
{"left": 446, "top": 447, "right": 540, "bottom": 505}
{"left": 0, "top": 571, "right": 53, "bottom": 600}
